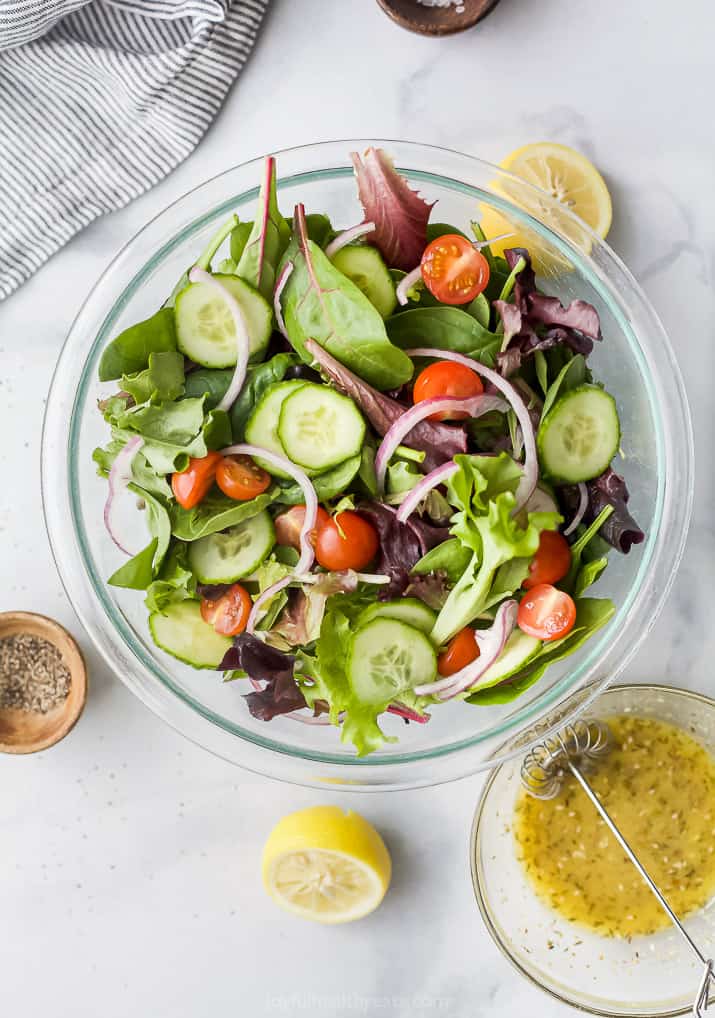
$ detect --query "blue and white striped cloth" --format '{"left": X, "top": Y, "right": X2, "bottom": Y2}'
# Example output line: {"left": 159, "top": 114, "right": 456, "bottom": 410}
{"left": 0, "top": 0, "right": 269, "bottom": 300}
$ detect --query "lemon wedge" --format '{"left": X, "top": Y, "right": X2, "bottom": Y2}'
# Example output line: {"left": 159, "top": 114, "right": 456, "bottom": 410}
{"left": 262, "top": 806, "right": 391, "bottom": 924}
{"left": 480, "top": 142, "right": 612, "bottom": 263}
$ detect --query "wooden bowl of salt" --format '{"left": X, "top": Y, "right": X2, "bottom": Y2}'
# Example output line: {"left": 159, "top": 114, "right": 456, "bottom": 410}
{"left": 0, "top": 611, "right": 87, "bottom": 754}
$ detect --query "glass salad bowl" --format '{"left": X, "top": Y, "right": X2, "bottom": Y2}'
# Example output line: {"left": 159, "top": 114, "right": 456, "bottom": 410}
{"left": 42, "top": 140, "right": 693, "bottom": 789}
{"left": 470, "top": 684, "right": 715, "bottom": 1017}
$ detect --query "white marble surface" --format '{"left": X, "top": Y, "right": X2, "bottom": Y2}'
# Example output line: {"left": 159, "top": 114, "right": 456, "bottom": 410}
{"left": 2, "top": 2, "right": 714, "bottom": 1015}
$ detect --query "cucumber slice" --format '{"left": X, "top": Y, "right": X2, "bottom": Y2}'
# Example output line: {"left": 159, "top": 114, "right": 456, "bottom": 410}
{"left": 472, "top": 630, "right": 541, "bottom": 688}
{"left": 359, "top": 598, "right": 436, "bottom": 635}
{"left": 347, "top": 619, "right": 437, "bottom": 705}
{"left": 188, "top": 510, "right": 274, "bottom": 584}
{"left": 330, "top": 245, "right": 397, "bottom": 318}
{"left": 149, "top": 600, "right": 231, "bottom": 669}
{"left": 175, "top": 273, "right": 272, "bottom": 368}
{"left": 538, "top": 385, "right": 620, "bottom": 484}
{"left": 244, "top": 380, "right": 307, "bottom": 478}
{"left": 278, "top": 383, "right": 366, "bottom": 473}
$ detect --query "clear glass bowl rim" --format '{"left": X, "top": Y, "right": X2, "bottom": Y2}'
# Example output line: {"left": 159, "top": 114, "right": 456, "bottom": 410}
{"left": 42, "top": 138, "right": 694, "bottom": 789}
{"left": 469, "top": 683, "right": 714, "bottom": 1018}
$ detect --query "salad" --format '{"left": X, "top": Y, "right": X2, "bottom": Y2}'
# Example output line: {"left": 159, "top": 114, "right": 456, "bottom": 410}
{"left": 94, "top": 147, "right": 644, "bottom": 756}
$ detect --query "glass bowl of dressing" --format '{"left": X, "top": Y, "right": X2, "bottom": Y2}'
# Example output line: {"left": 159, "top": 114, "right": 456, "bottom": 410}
{"left": 470, "top": 683, "right": 715, "bottom": 1017}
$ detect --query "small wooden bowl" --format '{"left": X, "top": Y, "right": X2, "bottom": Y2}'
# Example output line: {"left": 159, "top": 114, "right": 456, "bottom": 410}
{"left": 376, "top": 0, "right": 500, "bottom": 36}
{"left": 0, "top": 612, "right": 87, "bottom": 754}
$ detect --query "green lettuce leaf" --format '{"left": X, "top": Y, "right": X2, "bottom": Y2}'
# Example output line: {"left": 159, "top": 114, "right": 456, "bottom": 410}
{"left": 93, "top": 440, "right": 172, "bottom": 500}
{"left": 144, "top": 541, "right": 196, "bottom": 613}
{"left": 113, "top": 398, "right": 231, "bottom": 475}
{"left": 431, "top": 454, "right": 561, "bottom": 645}
{"left": 121, "top": 351, "right": 185, "bottom": 406}
{"left": 300, "top": 594, "right": 431, "bottom": 757}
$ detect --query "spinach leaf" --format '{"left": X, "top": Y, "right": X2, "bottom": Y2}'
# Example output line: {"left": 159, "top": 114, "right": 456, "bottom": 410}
{"left": 574, "top": 557, "right": 608, "bottom": 598}
{"left": 108, "top": 538, "right": 158, "bottom": 590}
{"left": 273, "top": 456, "right": 362, "bottom": 505}
{"left": 562, "top": 505, "right": 614, "bottom": 593}
{"left": 305, "top": 213, "right": 334, "bottom": 247}
{"left": 280, "top": 205, "right": 413, "bottom": 391}
{"left": 121, "top": 351, "right": 185, "bottom": 405}
{"left": 98, "top": 307, "right": 177, "bottom": 382}
{"left": 145, "top": 541, "right": 197, "bottom": 613}
{"left": 229, "top": 221, "right": 252, "bottom": 264}
{"left": 386, "top": 307, "right": 501, "bottom": 367}
{"left": 466, "top": 293, "right": 491, "bottom": 329}
{"left": 183, "top": 368, "right": 233, "bottom": 409}
{"left": 355, "top": 444, "right": 378, "bottom": 497}
{"left": 426, "top": 222, "right": 469, "bottom": 242}
{"left": 467, "top": 597, "right": 615, "bottom": 705}
{"left": 534, "top": 350, "right": 549, "bottom": 397}
{"left": 236, "top": 157, "right": 291, "bottom": 300}
{"left": 412, "top": 538, "right": 471, "bottom": 584}
{"left": 230, "top": 353, "right": 299, "bottom": 439}
{"left": 541, "top": 354, "right": 587, "bottom": 420}
{"left": 167, "top": 215, "right": 238, "bottom": 307}
{"left": 170, "top": 490, "right": 276, "bottom": 542}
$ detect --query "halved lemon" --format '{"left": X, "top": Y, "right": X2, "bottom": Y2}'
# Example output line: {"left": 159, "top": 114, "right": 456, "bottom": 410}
{"left": 262, "top": 806, "right": 391, "bottom": 924}
{"left": 480, "top": 142, "right": 612, "bottom": 263}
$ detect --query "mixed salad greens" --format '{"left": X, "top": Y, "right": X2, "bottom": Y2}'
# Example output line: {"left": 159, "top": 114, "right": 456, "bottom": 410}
{"left": 94, "top": 147, "right": 644, "bottom": 756}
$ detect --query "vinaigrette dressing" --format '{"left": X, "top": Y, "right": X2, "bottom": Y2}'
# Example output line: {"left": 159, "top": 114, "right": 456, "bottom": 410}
{"left": 514, "top": 715, "right": 715, "bottom": 938}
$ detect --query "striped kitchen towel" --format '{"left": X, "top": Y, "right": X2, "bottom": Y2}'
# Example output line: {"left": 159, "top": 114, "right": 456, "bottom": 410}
{"left": 0, "top": 0, "right": 270, "bottom": 300}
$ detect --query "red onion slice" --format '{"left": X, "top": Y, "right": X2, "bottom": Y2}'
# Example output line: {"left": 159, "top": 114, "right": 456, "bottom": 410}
{"left": 375, "top": 393, "right": 507, "bottom": 492}
{"left": 104, "top": 435, "right": 144, "bottom": 554}
{"left": 387, "top": 703, "right": 430, "bottom": 723}
{"left": 563, "top": 482, "right": 588, "bottom": 537}
{"left": 324, "top": 222, "right": 375, "bottom": 259}
{"left": 395, "top": 461, "right": 459, "bottom": 524}
{"left": 414, "top": 600, "right": 518, "bottom": 700}
{"left": 221, "top": 442, "right": 317, "bottom": 633}
{"left": 273, "top": 260, "right": 293, "bottom": 339}
{"left": 285, "top": 710, "right": 334, "bottom": 725}
{"left": 406, "top": 348, "right": 538, "bottom": 512}
{"left": 189, "top": 266, "right": 250, "bottom": 413}
{"left": 473, "top": 232, "right": 515, "bottom": 250}
{"left": 396, "top": 264, "right": 423, "bottom": 306}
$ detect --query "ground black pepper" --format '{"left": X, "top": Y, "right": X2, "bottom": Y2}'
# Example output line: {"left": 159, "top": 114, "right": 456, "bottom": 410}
{"left": 0, "top": 633, "right": 71, "bottom": 713}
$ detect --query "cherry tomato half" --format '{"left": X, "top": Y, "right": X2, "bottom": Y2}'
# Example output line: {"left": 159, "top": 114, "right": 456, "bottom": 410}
{"left": 314, "top": 511, "right": 379, "bottom": 571}
{"left": 438, "top": 627, "right": 480, "bottom": 677}
{"left": 216, "top": 454, "right": 271, "bottom": 501}
{"left": 413, "top": 360, "right": 484, "bottom": 421}
{"left": 518, "top": 584, "right": 576, "bottom": 642}
{"left": 171, "top": 451, "right": 222, "bottom": 510}
{"left": 274, "top": 505, "right": 331, "bottom": 551}
{"left": 523, "top": 530, "right": 572, "bottom": 591}
{"left": 200, "top": 583, "right": 252, "bottom": 637}
{"left": 420, "top": 233, "right": 490, "bottom": 305}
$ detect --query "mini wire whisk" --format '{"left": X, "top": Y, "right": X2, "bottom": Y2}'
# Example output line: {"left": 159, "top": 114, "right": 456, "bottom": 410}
{"left": 521, "top": 719, "right": 714, "bottom": 1018}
